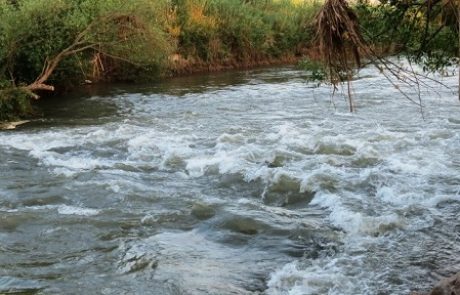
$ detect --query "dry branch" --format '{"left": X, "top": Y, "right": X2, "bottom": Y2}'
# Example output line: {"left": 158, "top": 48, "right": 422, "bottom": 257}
{"left": 21, "top": 13, "right": 153, "bottom": 100}
{"left": 313, "top": 0, "right": 454, "bottom": 113}
{"left": 315, "top": 0, "right": 366, "bottom": 112}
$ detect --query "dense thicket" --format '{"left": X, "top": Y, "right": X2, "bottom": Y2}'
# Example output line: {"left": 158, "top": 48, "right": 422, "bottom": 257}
{"left": 0, "top": 0, "right": 458, "bottom": 121}
{"left": 0, "top": 0, "right": 320, "bottom": 121}
{"left": 173, "top": 0, "right": 318, "bottom": 65}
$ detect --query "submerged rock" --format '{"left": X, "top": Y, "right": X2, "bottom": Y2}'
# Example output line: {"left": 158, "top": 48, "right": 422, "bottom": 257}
{"left": 221, "top": 217, "right": 263, "bottom": 235}
{"left": 118, "top": 245, "right": 159, "bottom": 274}
{"left": 430, "top": 273, "right": 460, "bottom": 295}
{"left": 413, "top": 273, "right": 460, "bottom": 295}
{"left": 191, "top": 203, "right": 216, "bottom": 220}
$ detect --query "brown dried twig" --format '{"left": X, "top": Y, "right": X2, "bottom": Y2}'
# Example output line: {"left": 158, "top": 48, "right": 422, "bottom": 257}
{"left": 313, "top": 0, "right": 454, "bottom": 114}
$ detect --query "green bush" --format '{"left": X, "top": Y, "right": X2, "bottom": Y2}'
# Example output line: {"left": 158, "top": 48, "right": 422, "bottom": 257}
{"left": 0, "top": 0, "right": 323, "bottom": 120}
{"left": 175, "top": 0, "right": 320, "bottom": 62}
{"left": 298, "top": 58, "right": 326, "bottom": 82}
{"left": 210, "top": 0, "right": 273, "bottom": 60}
{"left": 175, "top": 0, "right": 222, "bottom": 61}
{"left": 0, "top": 0, "right": 174, "bottom": 86}
{"left": 262, "top": 0, "right": 319, "bottom": 56}
{"left": 355, "top": 2, "right": 459, "bottom": 72}
{"left": 0, "top": 87, "right": 33, "bottom": 121}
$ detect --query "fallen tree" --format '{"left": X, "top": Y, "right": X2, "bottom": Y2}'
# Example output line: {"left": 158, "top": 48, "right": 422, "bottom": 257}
{"left": 0, "top": 0, "right": 173, "bottom": 120}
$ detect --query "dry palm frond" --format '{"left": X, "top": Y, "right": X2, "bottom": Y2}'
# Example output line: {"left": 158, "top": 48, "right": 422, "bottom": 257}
{"left": 315, "top": 0, "right": 367, "bottom": 111}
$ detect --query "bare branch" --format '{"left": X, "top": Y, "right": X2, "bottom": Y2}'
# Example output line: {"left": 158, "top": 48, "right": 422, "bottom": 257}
{"left": 22, "top": 12, "right": 154, "bottom": 99}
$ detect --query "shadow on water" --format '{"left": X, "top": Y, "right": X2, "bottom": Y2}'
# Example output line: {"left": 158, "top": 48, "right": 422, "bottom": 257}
{"left": 28, "top": 66, "right": 311, "bottom": 128}
{"left": 1, "top": 65, "right": 460, "bottom": 295}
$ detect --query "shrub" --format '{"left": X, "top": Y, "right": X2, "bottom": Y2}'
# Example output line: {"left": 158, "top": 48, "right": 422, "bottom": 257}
{"left": 0, "top": 86, "right": 33, "bottom": 121}
{"left": 0, "top": 0, "right": 174, "bottom": 86}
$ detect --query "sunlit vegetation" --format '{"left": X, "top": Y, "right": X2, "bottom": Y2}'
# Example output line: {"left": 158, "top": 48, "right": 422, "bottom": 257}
{"left": 0, "top": 0, "right": 458, "bottom": 121}
{"left": 173, "top": 0, "right": 320, "bottom": 70}
{"left": 0, "top": 0, "right": 322, "bottom": 121}
{"left": 355, "top": 0, "right": 459, "bottom": 72}
{"left": 0, "top": 0, "right": 174, "bottom": 120}
{"left": 298, "top": 0, "right": 459, "bottom": 112}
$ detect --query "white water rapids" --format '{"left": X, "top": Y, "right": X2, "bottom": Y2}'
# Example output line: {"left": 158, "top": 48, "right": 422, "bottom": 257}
{"left": 0, "top": 65, "right": 459, "bottom": 294}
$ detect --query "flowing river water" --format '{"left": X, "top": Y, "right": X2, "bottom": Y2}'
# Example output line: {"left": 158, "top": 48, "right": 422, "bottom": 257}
{"left": 0, "top": 66, "right": 459, "bottom": 295}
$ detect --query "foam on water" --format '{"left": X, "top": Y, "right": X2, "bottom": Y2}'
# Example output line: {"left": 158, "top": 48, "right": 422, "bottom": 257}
{"left": 56, "top": 205, "right": 100, "bottom": 216}
{"left": 20, "top": 204, "right": 100, "bottom": 216}
{"left": 0, "top": 65, "right": 459, "bottom": 294}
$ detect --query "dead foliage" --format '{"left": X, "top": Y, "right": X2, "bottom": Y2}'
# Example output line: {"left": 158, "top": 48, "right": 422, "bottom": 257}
{"left": 315, "top": 0, "right": 366, "bottom": 111}
{"left": 313, "top": 0, "right": 458, "bottom": 113}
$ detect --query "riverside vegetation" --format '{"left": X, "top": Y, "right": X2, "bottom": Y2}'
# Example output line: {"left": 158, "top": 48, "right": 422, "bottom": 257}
{"left": 0, "top": 1, "right": 459, "bottom": 294}
{"left": 0, "top": 0, "right": 459, "bottom": 121}
{"left": 0, "top": 0, "right": 320, "bottom": 121}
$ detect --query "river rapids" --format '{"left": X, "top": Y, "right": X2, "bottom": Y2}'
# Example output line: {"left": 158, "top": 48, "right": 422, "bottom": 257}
{"left": 0, "top": 65, "right": 459, "bottom": 294}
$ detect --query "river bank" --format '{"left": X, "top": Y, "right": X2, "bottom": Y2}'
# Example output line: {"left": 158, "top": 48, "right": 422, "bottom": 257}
{"left": 1, "top": 66, "right": 459, "bottom": 294}
{"left": 0, "top": 0, "right": 320, "bottom": 121}
{"left": 413, "top": 272, "right": 460, "bottom": 295}
{"left": 0, "top": 54, "right": 306, "bottom": 129}
{"left": 169, "top": 53, "right": 303, "bottom": 76}
{"left": 2, "top": 0, "right": 458, "bottom": 122}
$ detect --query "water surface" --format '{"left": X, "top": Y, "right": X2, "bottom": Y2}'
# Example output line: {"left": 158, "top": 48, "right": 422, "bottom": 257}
{"left": 1, "top": 66, "right": 459, "bottom": 294}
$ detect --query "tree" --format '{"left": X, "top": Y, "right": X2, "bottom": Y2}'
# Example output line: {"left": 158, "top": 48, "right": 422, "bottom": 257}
{"left": 0, "top": 0, "right": 173, "bottom": 100}
{"left": 312, "top": 0, "right": 460, "bottom": 111}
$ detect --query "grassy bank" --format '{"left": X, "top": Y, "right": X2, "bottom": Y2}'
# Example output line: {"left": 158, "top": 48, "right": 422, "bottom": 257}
{"left": 1, "top": 0, "right": 457, "bottom": 121}
{"left": 170, "top": 0, "right": 320, "bottom": 74}
{"left": 0, "top": 0, "right": 321, "bottom": 121}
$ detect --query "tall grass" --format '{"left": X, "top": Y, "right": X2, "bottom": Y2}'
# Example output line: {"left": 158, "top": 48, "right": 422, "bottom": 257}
{"left": 0, "top": 0, "right": 174, "bottom": 120}
{"left": 0, "top": 0, "right": 321, "bottom": 86}
{"left": 176, "top": 0, "right": 321, "bottom": 64}
{"left": 0, "top": 0, "right": 173, "bottom": 87}
{"left": 0, "top": 0, "right": 321, "bottom": 120}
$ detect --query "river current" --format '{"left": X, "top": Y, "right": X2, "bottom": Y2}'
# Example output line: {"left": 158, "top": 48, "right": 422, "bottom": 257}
{"left": 0, "top": 65, "right": 459, "bottom": 295}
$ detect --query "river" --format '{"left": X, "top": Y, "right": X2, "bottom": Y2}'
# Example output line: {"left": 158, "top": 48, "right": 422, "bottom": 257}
{"left": 0, "top": 66, "right": 459, "bottom": 294}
